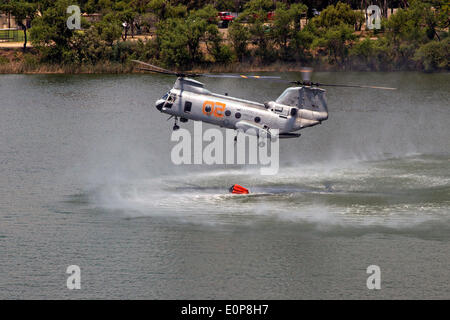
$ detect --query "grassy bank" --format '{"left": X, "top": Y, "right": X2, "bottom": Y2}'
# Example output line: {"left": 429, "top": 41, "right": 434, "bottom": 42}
{"left": 1, "top": 56, "right": 447, "bottom": 75}
{"left": 0, "top": 49, "right": 135, "bottom": 74}
{"left": 0, "top": 60, "right": 319, "bottom": 74}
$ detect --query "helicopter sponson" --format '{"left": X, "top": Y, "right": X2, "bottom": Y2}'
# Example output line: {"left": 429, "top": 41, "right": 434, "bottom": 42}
{"left": 155, "top": 77, "right": 328, "bottom": 139}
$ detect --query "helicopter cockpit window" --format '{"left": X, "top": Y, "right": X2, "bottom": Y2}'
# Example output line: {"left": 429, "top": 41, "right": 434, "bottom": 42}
{"left": 161, "top": 92, "right": 169, "bottom": 100}
{"left": 168, "top": 93, "right": 176, "bottom": 103}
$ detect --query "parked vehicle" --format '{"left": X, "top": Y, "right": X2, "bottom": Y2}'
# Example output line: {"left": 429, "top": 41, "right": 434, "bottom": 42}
{"left": 217, "top": 12, "right": 235, "bottom": 28}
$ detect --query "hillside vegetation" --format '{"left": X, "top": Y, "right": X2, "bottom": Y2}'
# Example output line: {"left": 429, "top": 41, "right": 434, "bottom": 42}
{"left": 0, "top": 0, "right": 448, "bottom": 73}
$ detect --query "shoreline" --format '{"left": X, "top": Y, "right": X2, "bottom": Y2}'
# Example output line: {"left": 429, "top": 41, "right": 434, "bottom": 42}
{"left": 0, "top": 48, "right": 447, "bottom": 75}
{"left": 1, "top": 61, "right": 447, "bottom": 75}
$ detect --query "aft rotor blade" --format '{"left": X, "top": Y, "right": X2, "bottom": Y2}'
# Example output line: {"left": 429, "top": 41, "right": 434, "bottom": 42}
{"left": 318, "top": 83, "right": 397, "bottom": 90}
{"left": 132, "top": 60, "right": 178, "bottom": 76}
{"left": 200, "top": 74, "right": 281, "bottom": 80}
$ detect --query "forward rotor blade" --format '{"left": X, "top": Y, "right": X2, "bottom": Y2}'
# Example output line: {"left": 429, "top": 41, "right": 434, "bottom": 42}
{"left": 132, "top": 60, "right": 178, "bottom": 76}
{"left": 133, "top": 60, "right": 282, "bottom": 80}
{"left": 137, "top": 67, "right": 175, "bottom": 76}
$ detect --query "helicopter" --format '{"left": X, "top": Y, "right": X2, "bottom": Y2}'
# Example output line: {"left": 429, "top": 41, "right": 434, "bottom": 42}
{"left": 132, "top": 60, "right": 396, "bottom": 140}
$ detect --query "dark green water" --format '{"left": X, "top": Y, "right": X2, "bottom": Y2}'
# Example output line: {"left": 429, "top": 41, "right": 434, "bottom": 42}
{"left": 0, "top": 72, "right": 449, "bottom": 299}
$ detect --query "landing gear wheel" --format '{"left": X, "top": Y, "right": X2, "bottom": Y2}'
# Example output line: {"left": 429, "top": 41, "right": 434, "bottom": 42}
{"left": 172, "top": 117, "right": 180, "bottom": 131}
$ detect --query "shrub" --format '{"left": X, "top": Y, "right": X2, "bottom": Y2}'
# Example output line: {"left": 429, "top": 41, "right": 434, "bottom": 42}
{"left": 0, "top": 56, "right": 8, "bottom": 65}
{"left": 414, "top": 38, "right": 450, "bottom": 72}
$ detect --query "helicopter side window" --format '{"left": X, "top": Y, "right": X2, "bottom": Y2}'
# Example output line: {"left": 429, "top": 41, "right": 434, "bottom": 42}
{"left": 184, "top": 101, "right": 192, "bottom": 113}
{"left": 235, "top": 112, "right": 241, "bottom": 119}
{"left": 290, "top": 108, "right": 298, "bottom": 116}
{"left": 225, "top": 110, "right": 231, "bottom": 116}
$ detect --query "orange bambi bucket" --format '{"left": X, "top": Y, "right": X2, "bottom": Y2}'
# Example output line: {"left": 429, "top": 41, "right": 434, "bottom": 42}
{"left": 229, "top": 184, "right": 249, "bottom": 194}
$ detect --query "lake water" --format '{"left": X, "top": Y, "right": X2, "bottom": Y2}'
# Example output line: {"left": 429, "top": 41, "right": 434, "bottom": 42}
{"left": 0, "top": 72, "right": 449, "bottom": 299}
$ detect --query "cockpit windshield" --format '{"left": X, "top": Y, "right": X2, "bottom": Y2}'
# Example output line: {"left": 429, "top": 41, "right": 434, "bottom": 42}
{"left": 161, "top": 92, "right": 169, "bottom": 100}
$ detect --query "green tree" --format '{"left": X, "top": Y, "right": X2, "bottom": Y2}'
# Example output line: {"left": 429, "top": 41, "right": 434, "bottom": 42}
{"left": 147, "top": 0, "right": 187, "bottom": 21}
{"left": 0, "top": 0, "right": 37, "bottom": 51}
{"left": 185, "top": 5, "right": 217, "bottom": 62}
{"left": 242, "top": 0, "right": 273, "bottom": 15}
{"left": 349, "top": 37, "right": 393, "bottom": 70}
{"left": 205, "top": 24, "right": 234, "bottom": 63}
{"left": 155, "top": 5, "right": 217, "bottom": 67}
{"left": 228, "top": 21, "right": 250, "bottom": 62}
{"left": 30, "top": 0, "right": 78, "bottom": 62}
{"left": 414, "top": 38, "right": 449, "bottom": 72}
{"left": 311, "top": 2, "right": 363, "bottom": 30}
{"left": 96, "top": 13, "right": 123, "bottom": 45}
{"left": 315, "top": 24, "right": 356, "bottom": 65}
{"left": 237, "top": 0, "right": 275, "bottom": 62}
{"left": 69, "top": 25, "right": 111, "bottom": 64}
{"left": 382, "top": 0, "right": 447, "bottom": 69}
{"left": 291, "top": 28, "right": 315, "bottom": 62}
{"left": 271, "top": 2, "right": 307, "bottom": 60}
{"left": 157, "top": 18, "right": 190, "bottom": 68}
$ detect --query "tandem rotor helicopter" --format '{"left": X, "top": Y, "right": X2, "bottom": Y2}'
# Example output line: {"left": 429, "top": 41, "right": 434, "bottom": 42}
{"left": 132, "top": 60, "right": 396, "bottom": 140}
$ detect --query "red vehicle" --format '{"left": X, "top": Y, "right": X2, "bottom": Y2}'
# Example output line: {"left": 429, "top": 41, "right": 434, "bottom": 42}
{"left": 217, "top": 12, "right": 235, "bottom": 28}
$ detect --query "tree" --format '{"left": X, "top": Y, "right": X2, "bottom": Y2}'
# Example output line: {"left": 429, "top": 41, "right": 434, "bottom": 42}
{"left": 0, "top": 0, "right": 37, "bottom": 51}
{"left": 215, "top": 0, "right": 236, "bottom": 12}
{"left": 205, "top": 24, "right": 234, "bottom": 63}
{"left": 228, "top": 21, "right": 250, "bottom": 62}
{"left": 185, "top": 5, "right": 217, "bottom": 62}
{"left": 96, "top": 13, "right": 123, "bottom": 45}
{"left": 311, "top": 2, "right": 364, "bottom": 30}
{"left": 414, "top": 38, "right": 449, "bottom": 72}
{"left": 155, "top": 6, "right": 217, "bottom": 68}
{"left": 242, "top": 0, "right": 273, "bottom": 14}
{"left": 291, "top": 28, "right": 315, "bottom": 62}
{"left": 147, "top": 0, "right": 187, "bottom": 21}
{"left": 289, "top": 2, "right": 308, "bottom": 31}
{"left": 30, "top": 0, "right": 77, "bottom": 62}
{"left": 157, "top": 18, "right": 190, "bottom": 68}
{"left": 237, "top": 0, "right": 275, "bottom": 62}
{"left": 315, "top": 24, "right": 356, "bottom": 65}
{"left": 271, "top": 2, "right": 307, "bottom": 60}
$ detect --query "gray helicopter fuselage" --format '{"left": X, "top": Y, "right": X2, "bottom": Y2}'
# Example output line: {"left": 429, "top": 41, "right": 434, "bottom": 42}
{"left": 155, "top": 77, "right": 328, "bottom": 138}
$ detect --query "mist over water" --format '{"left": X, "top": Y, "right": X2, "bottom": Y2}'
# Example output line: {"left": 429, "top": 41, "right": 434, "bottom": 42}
{"left": 0, "top": 73, "right": 449, "bottom": 299}
{"left": 69, "top": 72, "right": 450, "bottom": 232}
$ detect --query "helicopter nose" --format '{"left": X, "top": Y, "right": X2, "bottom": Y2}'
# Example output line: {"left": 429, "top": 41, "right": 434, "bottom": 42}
{"left": 155, "top": 99, "right": 164, "bottom": 111}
